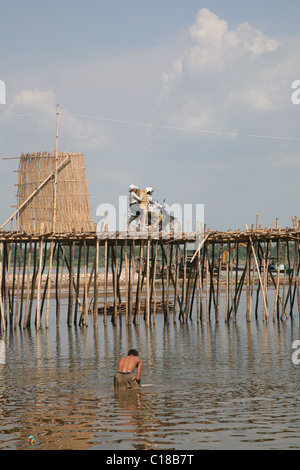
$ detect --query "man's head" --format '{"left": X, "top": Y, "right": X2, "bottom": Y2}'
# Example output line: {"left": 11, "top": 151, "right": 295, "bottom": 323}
{"left": 129, "top": 184, "right": 138, "bottom": 192}
{"left": 128, "top": 349, "right": 139, "bottom": 356}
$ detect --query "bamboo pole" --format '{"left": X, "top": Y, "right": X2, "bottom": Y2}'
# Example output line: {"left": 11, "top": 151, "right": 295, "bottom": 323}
{"left": 1, "top": 243, "right": 7, "bottom": 327}
{"left": 262, "top": 243, "right": 269, "bottom": 322}
{"left": 198, "top": 245, "right": 204, "bottom": 323}
{"left": 209, "top": 243, "right": 216, "bottom": 320}
{"left": 257, "top": 242, "right": 287, "bottom": 319}
{"left": 286, "top": 240, "right": 292, "bottom": 316}
{"left": 173, "top": 242, "right": 179, "bottom": 323}
{"left": 190, "top": 235, "right": 210, "bottom": 263}
{"left": 245, "top": 224, "right": 269, "bottom": 322}
{"left": 128, "top": 241, "right": 134, "bottom": 325}
{"left": 56, "top": 243, "right": 61, "bottom": 324}
{"left": 290, "top": 249, "right": 297, "bottom": 316}
{"left": 288, "top": 241, "right": 297, "bottom": 316}
{"left": 261, "top": 241, "right": 269, "bottom": 322}
{"left": 286, "top": 240, "right": 296, "bottom": 317}
{"left": 39, "top": 242, "right": 52, "bottom": 321}
{"left": 195, "top": 251, "right": 200, "bottom": 323}
{"left": 0, "top": 243, "right": 5, "bottom": 332}
{"left": 185, "top": 256, "right": 195, "bottom": 322}
{"left": 165, "top": 244, "right": 170, "bottom": 323}
{"left": 68, "top": 242, "right": 75, "bottom": 326}
{"left": 79, "top": 238, "right": 88, "bottom": 325}
{"left": 10, "top": 244, "right": 17, "bottom": 326}
{"left": 52, "top": 104, "right": 59, "bottom": 232}
{"left": 74, "top": 243, "right": 82, "bottom": 325}
{"left": 246, "top": 242, "right": 251, "bottom": 322}
{"left": 117, "top": 245, "right": 123, "bottom": 314}
{"left": 45, "top": 241, "right": 55, "bottom": 328}
{"left": 134, "top": 241, "right": 144, "bottom": 325}
{"left": 104, "top": 239, "right": 108, "bottom": 325}
{"left": 13, "top": 244, "right": 21, "bottom": 328}
{"left": 152, "top": 241, "right": 158, "bottom": 324}
{"left": 216, "top": 243, "right": 222, "bottom": 322}
{"left": 224, "top": 243, "right": 229, "bottom": 322}
{"left": 229, "top": 244, "right": 235, "bottom": 321}
{"left": 112, "top": 241, "right": 118, "bottom": 324}
{"left": 205, "top": 246, "right": 210, "bottom": 322}
{"left": 18, "top": 242, "right": 27, "bottom": 327}
{"left": 145, "top": 238, "right": 150, "bottom": 326}
{"left": 93, "top": 238, "right": 99, "bottom": 327}
{"left": 23, "top": 243, "right": 32, "bottom": 328}
{"left": 281, "top": 243, "right": 288, "bottom": 320}
{"left": 296, "top": 240, "right": 300, "bottom": 316}
{"left": 189, "top": 265, "right": 198, "bottom": 320}
{"left": 5, "top": 242, "right": 12, "bottom": 322}
{"left": 84, "top": 241, "right": 88, "bottom": 326}
{"left": 180, "top": 243, "right": 187, "bottom": 321}
{"left": 25, "top": 242, "right": 38, "bottom": 328}
{"left": 160, "top": 243, "right": 166, "bottom": 319}
{"left": 233, "top": 243, "right": 239, "bottom": 322}
{"left": 124, "top": 239, "right": 129, "bottom": 324}
{"left": 273, "top": 240, "right": 281, "bottom": 321}
{"left": 254, "top": 242, "right": 262, "bottom": 320}
{"left": 36, "top": 237, "right": 44, "bottom": 329}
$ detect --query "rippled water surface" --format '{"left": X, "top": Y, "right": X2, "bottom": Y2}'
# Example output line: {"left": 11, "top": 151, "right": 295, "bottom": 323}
{"left": 0, "top": 297, "right": 300, "bottom": 450}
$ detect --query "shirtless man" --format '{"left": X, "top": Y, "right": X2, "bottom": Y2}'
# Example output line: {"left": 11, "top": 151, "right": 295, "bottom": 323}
{"left": 114, "top": 349, "right": 143, "bottom": 391}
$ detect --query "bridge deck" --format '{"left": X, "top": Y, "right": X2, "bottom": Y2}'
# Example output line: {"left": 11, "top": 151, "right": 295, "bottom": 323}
{"left": 0, "top": 226, "right": 299, "bottom": 244}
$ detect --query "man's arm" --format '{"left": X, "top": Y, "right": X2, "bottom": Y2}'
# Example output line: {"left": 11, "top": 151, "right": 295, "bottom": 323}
{"left": 135, "top": 360, "right": 143, "bottom": 384}
{"left": 133, "top": 192, "right": 144, "bottom": 203}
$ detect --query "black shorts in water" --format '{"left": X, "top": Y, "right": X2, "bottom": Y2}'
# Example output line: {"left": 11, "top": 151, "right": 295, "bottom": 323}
{"left": 114, "top": 372, "right": 139, "bottom": 391}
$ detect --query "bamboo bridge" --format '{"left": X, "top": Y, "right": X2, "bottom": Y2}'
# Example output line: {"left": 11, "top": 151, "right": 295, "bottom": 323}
{"left": 0, "top": 147, "right": 299, "bottom": 331}
{"left": 0, "top": 221, "right": 299, "bottom": 332}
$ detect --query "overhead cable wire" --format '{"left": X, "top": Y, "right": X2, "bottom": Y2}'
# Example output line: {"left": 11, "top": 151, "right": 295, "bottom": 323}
{"left": 1, "top": 110, "right": 299, "bottom": 142}
{"left": 64, "top": 111, "right": 300, "bottom": 142}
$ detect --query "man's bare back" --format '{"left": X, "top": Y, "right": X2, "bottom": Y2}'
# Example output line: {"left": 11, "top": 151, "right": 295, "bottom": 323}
{"left": 118, "top": 355, "right": 140, "bottom": 372}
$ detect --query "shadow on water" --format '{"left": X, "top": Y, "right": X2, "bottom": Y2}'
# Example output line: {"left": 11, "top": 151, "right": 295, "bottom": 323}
{"left": 0, "top": 297, "right": 300, "bottom": 450}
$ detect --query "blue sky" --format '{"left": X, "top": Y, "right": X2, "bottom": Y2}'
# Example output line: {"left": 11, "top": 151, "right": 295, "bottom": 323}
{"left": 0, "top": 1, "right": 300, "bottom": 231}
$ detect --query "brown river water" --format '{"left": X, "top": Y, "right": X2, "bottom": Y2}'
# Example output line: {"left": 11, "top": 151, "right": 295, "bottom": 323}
{"left": 0, "top": 292, "right": 300, "bottom": 451}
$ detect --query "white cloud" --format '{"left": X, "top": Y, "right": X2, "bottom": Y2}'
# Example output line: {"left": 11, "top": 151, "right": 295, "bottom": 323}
{"left": 184, "top": 9, "right": 281, "bottom": 76}
{"left": 275, "top": 154, "right": 300, "bottom": 167}
{"left": 225, "top": 88, "right": 277, "bottom": 113}
{"left": 234, "top": 22, "right": 280, "bottom": 57}
{"left": 161, "top": 7, "right": 287, "bottom": 126}
{"left": 4, "top": 88, "right": 56, "bottom": 130}
{"left": 11, "top": 88, "right": 56, "bottom": 114}
{"left": 3, "top": 88, "right": 112, "bottom": 151}
{"left": 189, "top": 8, "right": 228, "bottom": 46}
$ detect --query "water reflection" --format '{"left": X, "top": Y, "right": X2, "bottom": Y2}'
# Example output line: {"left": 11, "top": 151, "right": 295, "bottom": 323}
{"left": 0, "top": 339, "right": 5, "bottom": 364}
{"left": 0, "top": 299, "right": 300, "bottom": 449}
{"left": 111, "top": 389, "right": 156, "bottom": 450}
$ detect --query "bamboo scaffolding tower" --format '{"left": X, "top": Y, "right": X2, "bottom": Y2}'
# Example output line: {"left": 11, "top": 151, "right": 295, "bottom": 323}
{"left": 8, "top": 151, "right": 93, "bottom": 234}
